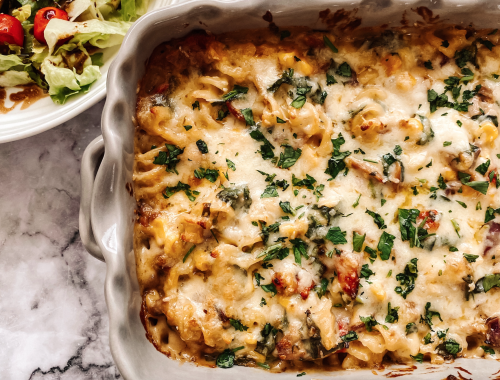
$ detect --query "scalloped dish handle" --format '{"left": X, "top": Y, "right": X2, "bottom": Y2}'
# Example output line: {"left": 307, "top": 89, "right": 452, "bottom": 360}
{"left": 79, "top": 135, "right": 105, "bottom": 262}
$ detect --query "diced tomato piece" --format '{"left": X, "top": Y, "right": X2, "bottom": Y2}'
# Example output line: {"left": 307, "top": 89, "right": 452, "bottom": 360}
{"left": 225, "top": 101, "right": 245, "bottom": 121}
{"left": 0, "top": 14, "right": 24, "bottom": 47}
{"left": 34, "top": 7, "right": 69, "bottom": 45}
{"left": 417, "top": 210, "right": 440, "bottom": 233}
{"left": 336, "top": 255, "right": 360, "bottom": 299}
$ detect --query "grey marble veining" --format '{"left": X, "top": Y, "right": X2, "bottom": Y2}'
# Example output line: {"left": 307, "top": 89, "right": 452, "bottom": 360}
{"left": 0, "top": 100, "right": 120, "bottom": 380}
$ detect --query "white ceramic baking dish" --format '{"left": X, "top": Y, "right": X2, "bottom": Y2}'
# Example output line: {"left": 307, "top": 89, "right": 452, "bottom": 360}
{"left": 79, "top": 0, "right": 500, "bottom": 378}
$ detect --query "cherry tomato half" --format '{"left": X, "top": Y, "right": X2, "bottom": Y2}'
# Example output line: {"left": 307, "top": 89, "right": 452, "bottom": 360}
{"left": 34, "top": 7, "right": 69, "bottom": 45}
{"left": 0, "top": 14, "right": 25, "bottom": 47}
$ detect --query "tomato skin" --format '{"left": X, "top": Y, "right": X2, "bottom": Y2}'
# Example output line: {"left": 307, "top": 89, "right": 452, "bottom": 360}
{"left": 0, "top": 14, "right": 25, "bottom": 47}
{"left": 34, "top": 7, "right": 69, "bottom": 45}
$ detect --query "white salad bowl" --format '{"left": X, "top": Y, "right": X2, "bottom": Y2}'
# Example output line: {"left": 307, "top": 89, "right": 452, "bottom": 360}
{"left": 0, "top": 0, "right": 175, "bottom": 144}
{"left": 80, "top": 0, "right": 500, "bottom": 378}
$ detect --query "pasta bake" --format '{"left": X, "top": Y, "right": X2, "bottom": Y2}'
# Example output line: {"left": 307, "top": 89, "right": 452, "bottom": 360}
{"left": 133, "top": 21, "right": 500, "bottom": 372}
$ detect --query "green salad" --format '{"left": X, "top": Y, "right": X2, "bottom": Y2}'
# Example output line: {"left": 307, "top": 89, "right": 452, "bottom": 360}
{"left": 0, "top": 0, "right": 148, "bottom": 104}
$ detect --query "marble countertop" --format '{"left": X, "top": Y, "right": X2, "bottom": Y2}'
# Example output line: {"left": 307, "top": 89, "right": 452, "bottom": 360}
{"left": 0, "top": 100, "right": 120, "bottom": 379}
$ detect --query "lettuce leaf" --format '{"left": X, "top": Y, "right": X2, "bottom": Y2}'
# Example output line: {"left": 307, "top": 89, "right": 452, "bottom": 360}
{"left": 121, "top": 0, "right": 149, "bottom": 21}
{"left": 12, "top": 5, "right": 32, "bottom": 23}
{"left": 41, "top": 54, "right": 101, "bottom": 104}
{"left": 0, "top": 71, "right": 34, "bottom": 87}
{"left": 0, "top": 55, "right": 25, "bottom": 72}
{"left": 45, "top": 19, "right": 131, "bottom": 54}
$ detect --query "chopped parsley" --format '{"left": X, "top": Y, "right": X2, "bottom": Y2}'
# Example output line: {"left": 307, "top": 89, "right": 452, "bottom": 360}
{"left": 250, "top": 129, "right": 275, "bottom": 160}
{"left": 385, "top": 302, "right": 400, "bottom": 323}
{"left": 340, "top": 331, "right": 358, "bottom": 342}
{"left": 222, "top": 85, "right": 248, "bottom": 101}
{"left": 351, "top": 194, "right": 361, "bottom": 209}
{"left": 325, "top": 133, "right": 351, "bottom": 179}
{"left": 359, "top": 315, "right": 379, "bottom": 332}
{"left": 377, "top": 232, "right": 395, "bottom": 260}
{"left": 353, "top": 232, "right": 366, "bottom": 252}
{"left": 395, "top": 258, "right": 418, "bottom": 299}
{"left": 366, "top": 209, "right": 387, "bottom": 229}
{"left": 229, "top": 318, "right": 249, "bottom": 331}
{"left": 153, "top": 144, "right": 184, "bottom": 174}
{"left": 336, "top": 62, "right": 352, "bottom": 77}
{"left": 254, "top": 272, "right": 265, "bottom": 286}
{"left": 196, "top": 139, "right": 209, "bottom": 154}
{"left": 261, "top": 185, "right": 279, "bottom": 198}
{"left": 458, "top": 171, "right": 489, "bottom": 194}
{"left": 290, "top": 238, "right": 309, "bottom": 265}
{"left": 437, "top": 339, "right": 461, "bottom": 357}
{"left": 268, "top": 69, "right": 294, "bottom": 93}
{"left": 241, "top": 108, "right": 255, "bottom": 126}
{"left": 184, "top": 125, "right": 192, "bottom": 131}
{"left": 226, "top": 158, "right": 236, "bottom": 171}
{"left": 261, "top": 283, "right": 277, "bottom": 297}
{"left": 276, "top": 116, "right": 286, "bottom": 124}
{"left": 163, "top": 182, "right": 198, "bottom": 201}
{"left": 194, "top": 167, "right": 219, "bottom": 182}
{"left": 277, "top": 145, "right": 302, "bottom": 168}
{"left": 216, "top": 346, "right": 244, "bottom": 368}
{"left": 325, "top": 227, "right": 347, "bottom": 245}
{"left": 406, "top": 322, "right": 418, "bottom": 335}
{"left": 481, "top": 346, "right": 495, "bottom": 355}
{"left": 192, "top": 100, "right": 200, "bottom": 110}
{"left": 443, "top": 141, "right": 452, "bottom": 147}
{"left": 411, "top": 353, "right": 424, "bottom": 363}
{"left": 279, "top": 201, "right": 295, "bottom": 215}
{"left": 314, "top": 278, "right": 329, "bottom": 299}
{"left": 441, "top": 40, "right": 449, "bottom": 48}
{"left": 182, "top": 245, "right": 196, "bottom": 262}
{"left": 421, "top": 302, "right": 442, "bottom": 328}
{"left": 475, "top": 159, "right": 491, "bottom": 176}
{"left": 485, "top": 206, "right": 500, "bottom": 223}
{"left": 323, "top": 35, "right": 338, "bottom": 53}
{"left": 360, "top": 264, "right": 375, "bottom": 280}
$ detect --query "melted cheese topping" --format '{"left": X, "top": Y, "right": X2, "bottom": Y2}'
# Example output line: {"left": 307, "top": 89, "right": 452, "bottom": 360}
{"left": 134, "top": 25, "right": 500, "bottom": 371}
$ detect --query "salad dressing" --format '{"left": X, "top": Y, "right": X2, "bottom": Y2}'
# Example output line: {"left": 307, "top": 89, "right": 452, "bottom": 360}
{"left": 0, "top": 84, "right": 47, "bottom": 113}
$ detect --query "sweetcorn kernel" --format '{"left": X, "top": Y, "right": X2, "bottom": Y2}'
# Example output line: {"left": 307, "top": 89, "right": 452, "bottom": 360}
{"left": 399, "top": 118, "right": 423, "bottom": 136}
{"left": 278, "top": 52, "right": 296, "bottom": 67}
{"left": 396, "top": 72, "right": 417, "bottom": 91}
{"left": 442, "top": 167, "right": 458, "bottom": 182}
{"left": 475, "top": 121, "right": 499, "bottom": 144}
{"left": 370, "top": 283, "right": 386, "bottom": 301}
